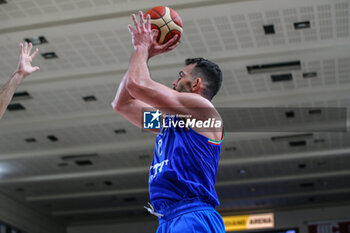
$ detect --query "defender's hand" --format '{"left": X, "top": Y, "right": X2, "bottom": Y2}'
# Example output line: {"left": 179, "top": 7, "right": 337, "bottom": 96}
{"left": 16, "top": 42, "right": 40, "bottom": 77}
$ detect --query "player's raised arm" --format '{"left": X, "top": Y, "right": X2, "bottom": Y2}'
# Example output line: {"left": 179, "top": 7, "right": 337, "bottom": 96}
{"left": 0, "top": 42, "right": 40, "bottom": 120}
{"left": 111, "top": 71, "right": 159, "bottom": 133}
{"left": 112, "top": 12, "right": 180, "bottom": 133}
{"left": 126, "top": 12, "right": 219, "bottom": 118}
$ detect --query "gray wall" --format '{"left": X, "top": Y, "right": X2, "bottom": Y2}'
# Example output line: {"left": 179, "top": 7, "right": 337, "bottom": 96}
{"left": 0, "top": 192, "right": 65, "bottom": 233}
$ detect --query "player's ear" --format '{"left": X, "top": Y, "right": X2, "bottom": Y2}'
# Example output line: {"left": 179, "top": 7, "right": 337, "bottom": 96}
{"left": 191, "top": 78, "right": 202, "bottom": 92}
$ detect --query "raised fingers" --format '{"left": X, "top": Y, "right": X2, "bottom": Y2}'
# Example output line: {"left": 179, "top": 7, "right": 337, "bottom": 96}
{"left": 139, "top": 11, "right": 146, "bottom": 31}
{"left": 132, "top": 14, "right": 140, "bottom": 32}
{"left": 30, "top": 48, "right": 39, "bottom": 59}
{"left": 24, "top": 42, "right": 28, "bottom": 54}
{"left": 19, "top": 43, "right": 23, "bottom": 54}
{"left": 128, "top": 24, "right": 136, "bottom": 34}
{"left": 146, "top": 14, "right": 151, "bottom": 31}
{"left": 28, "top": 42, "right": 33, "bottom": 55}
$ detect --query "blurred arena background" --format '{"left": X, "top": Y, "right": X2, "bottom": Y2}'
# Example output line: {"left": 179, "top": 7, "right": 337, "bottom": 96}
{"left": 0, "top": 0, "right": 349, "bottom": 232}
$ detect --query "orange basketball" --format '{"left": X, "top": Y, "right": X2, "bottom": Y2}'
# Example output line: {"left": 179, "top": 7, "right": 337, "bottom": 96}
{"left": 144, "top": 6, "right": 183, "bottom": 45}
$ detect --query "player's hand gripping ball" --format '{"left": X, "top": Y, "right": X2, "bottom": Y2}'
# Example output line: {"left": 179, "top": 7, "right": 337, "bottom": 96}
{"left": 144, "top": 6, "right": 183, "bottom": 45}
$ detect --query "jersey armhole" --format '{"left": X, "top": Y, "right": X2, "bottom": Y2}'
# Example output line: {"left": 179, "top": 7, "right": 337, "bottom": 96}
{"left": 207, "top": 127, "right": 225, "bottom": 145}
{"left": 182, "top": 116, "right": 225, "bottom": 146}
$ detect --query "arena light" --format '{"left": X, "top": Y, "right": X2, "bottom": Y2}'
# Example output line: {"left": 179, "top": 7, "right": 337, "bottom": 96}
{"left": 114, "top": 129, "right": 126, "bottom": 134}
{"left": 303, "top": 72, "right": 317, "bottom": 78}
{"left": 238, "top": 169, "right": 246, "bottom": 174}
{"left": 289, "top": 140, "right": 306, "bottom": 147}
{"left": 271, "top": 133, "right": 313, "bottom": 142}
{"left": 263, "top": 24, "right": 275, "bottom": 35}
{"left": 294, "top": 21, "right": 311, "bottom": 29}
{"left": 15, "top": 188, "right": 25, "bottom": 192}
{"left": 314, "top": 138, "right": 325, "bottom": 144}
{"left": 41, "top": 52, "right": 58, "bottom": 59}
{"left": 7, "top": 103, "right": 26, "bottom": 111}
{"left": 24, "top": 36, "right": 48, "bottom": 46}
{"left": 300, "top": 182, "right": 315, "bottom": 188}
{"left": 75, "top": 160, "right": 93, "bottom": 166}
{"left": 58, "top": 163, "right": 68, "bottom": 167}
{"left": 47, "top": 135, "right": 59, "bottom": 142}
{"left": 61, "top": 154, "right": 99, "bottom": 163}
{"left": 25, "top": 138, "right": 37, "bottom": 143}
{"left": 12, "top": 91, "right": 32, "bottom": 101}
{"left": 309, "top": 109, "right": 322, "bottom": 115}
{"left": 82, "top": 95, "right": 97, "bottom": 102}
{"left": 247, "top": 61, "right": 301, "bottom": 74}
{"left": 271, "top": 73, "right": 292, "bottom": 82}
{"left": 285, "top": 110, "right": 295, "bottom": 118}
{"left": 104, "top": 181, "right": 113, "bottom": 186}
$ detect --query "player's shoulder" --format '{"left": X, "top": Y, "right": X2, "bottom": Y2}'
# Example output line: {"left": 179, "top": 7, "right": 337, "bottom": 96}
{"left": 178, "top": 92, "right": 214, "bottom": 108}
{"left": 179, "top": 93, "right": 220, "bottom": 119}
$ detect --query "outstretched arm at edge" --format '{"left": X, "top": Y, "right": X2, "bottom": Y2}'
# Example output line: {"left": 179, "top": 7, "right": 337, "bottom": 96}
{"left": 0, "top": 42, "right": 39, "bottom": 120}
{"left": 0, "top": 72, "right": 26, "bottom": 119}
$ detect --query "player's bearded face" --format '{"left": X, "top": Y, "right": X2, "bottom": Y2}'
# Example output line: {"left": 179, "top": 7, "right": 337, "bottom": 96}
{"left": 173, "top": 65, "right": 195, "bottom": 93}
{"left": 173, "top": 80, "right": 191, "bottom": 93}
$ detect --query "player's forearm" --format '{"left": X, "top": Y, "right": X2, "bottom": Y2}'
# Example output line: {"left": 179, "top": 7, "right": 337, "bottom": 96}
{"left": 127, "top": 47, "right": 152, "bottom": 89}
{"left": 112, "top": 71, "right": 135, "bottom": 112}
{"left": 0, "top": 71, "right": 25, "bottom": 119}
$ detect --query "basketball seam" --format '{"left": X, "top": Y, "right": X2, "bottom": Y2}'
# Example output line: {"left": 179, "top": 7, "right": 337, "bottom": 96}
{"left": 151, "top": 23, "right": 164, "bottom": 29}
{"left": 171, "top": 15, "right": 181, "bottom": 26}
{"left": 165, "top": 18, "right": 183, "bottom": 38}
{"left": 151, "top": 8, "right": 168, "bottom": 27}
{"left": 166, "top": 22, "right": 173, "bottom": 39}
{"left": 165, "top": 15, "right": 181, "bottom": 38}
{"left": 151, "top": 8, "right": 165, "bottom": 17}
{"left": 164, "top": 19, "right": 177, "bottom": 39}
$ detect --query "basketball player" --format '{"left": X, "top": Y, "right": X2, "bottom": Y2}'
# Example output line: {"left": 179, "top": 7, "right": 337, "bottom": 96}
{"left": 0, "top": 42, "right": 39, "bottom": 120}
{"left": 112, "top": 11, "right": 225, "bottom": 232}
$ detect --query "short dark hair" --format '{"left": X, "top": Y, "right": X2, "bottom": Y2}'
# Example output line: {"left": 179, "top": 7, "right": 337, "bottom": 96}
{"left": 185, "top": 58, "right": 222, "bottom": 100}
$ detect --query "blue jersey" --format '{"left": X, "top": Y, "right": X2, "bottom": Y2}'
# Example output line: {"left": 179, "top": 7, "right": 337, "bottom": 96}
{"left": 149, "top": 116, "right": 223, "bottom": 212}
